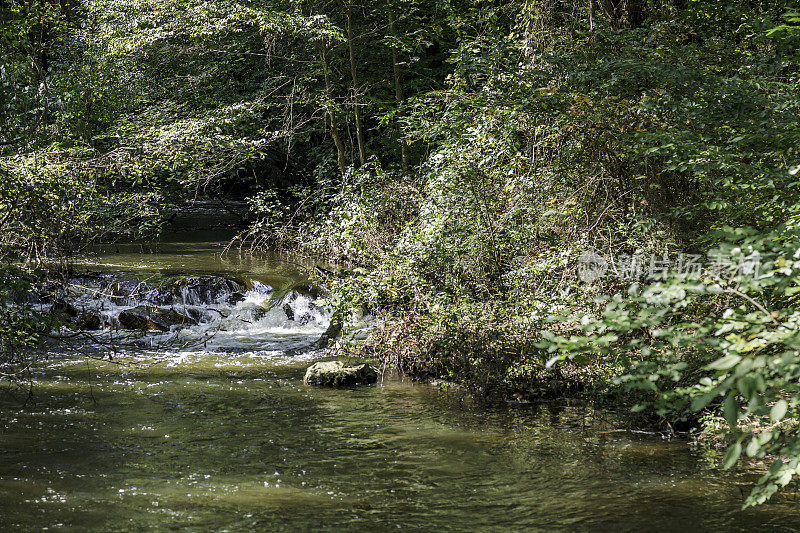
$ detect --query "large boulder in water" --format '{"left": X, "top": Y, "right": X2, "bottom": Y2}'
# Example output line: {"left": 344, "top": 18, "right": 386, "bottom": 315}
{"left": 49, "top": 300, "right": 103, "bottom": 330}
{"left": 316, "top": 320, "right": 343, "bottom": 348}
{"left": 303, "top": 361, "right": 378, "bottom": 387}
{"left": 49, "top": 299, "right": 79, "bottom": 319}
{"left": 171, "top": 276, "right": 246, "bottom": 305}
{"left": 118, "top": 306, "right": 197, "bottom": 332}
{"left": 278, "top": 290, "right": 325, "bottom": 325}
{"left": 78, "top": 310, "right": 102, "bottom": 330}
{"left": 107, "top": 279, "right": 169, "bottom": 306}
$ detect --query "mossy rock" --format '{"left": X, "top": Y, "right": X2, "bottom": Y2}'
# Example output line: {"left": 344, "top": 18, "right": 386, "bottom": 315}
{"left": 303, "top": 361, "right": 378, "bottom": 387}
{"left": 78, "top": 310, "right": 102, "bottom": 330}
{"left": 118, "top": 306, "right": 197, "bottom": 332}
{"left": 168, "top": 276, "right": 246, "bottom": 305}
{"left": 316, "top": 320, "right": 343, "bottom": 348}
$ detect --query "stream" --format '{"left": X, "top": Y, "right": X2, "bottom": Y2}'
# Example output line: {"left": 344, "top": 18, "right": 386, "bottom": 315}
{"left": 2, "top": 232, "right": 800, "bottom": 531}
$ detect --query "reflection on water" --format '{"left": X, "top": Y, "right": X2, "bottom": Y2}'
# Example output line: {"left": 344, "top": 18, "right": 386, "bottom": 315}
{"left": 72, "top": 240, "right": 317, "bottom": 291}
{"left": 3, "top": 239, "right": 800, "bottom": 531}
{"left": 3, "top": 356, "right": 800, "bottom": 531}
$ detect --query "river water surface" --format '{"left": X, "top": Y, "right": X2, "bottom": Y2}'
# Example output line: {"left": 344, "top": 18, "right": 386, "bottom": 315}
{"left": 2, "top": 236, "right": 800, "bottom": 531}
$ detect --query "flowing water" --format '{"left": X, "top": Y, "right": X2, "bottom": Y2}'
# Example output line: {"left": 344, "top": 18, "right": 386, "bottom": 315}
{"left": 2, "top": 234, "right": 800, "bottom": 531}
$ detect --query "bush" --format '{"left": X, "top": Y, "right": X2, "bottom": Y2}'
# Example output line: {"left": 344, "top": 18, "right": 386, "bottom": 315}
{"left": 544, "top": 225, "right": 800, "bottom": 506}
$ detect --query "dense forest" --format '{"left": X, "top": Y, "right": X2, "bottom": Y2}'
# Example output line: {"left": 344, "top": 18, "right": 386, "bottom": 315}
{"left": 2, "top": 0, "right": 800, "bottom": 509}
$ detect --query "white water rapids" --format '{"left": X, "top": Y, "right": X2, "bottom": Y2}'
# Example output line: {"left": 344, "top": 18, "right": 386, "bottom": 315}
{"left": 43, "top": 274, "right": 342, "bottom": 357}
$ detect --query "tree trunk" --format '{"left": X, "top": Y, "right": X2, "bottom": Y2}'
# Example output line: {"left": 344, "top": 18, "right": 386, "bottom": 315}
{"left": 601, "top": 0, "right": 646, "bottom": 28}
{"left": 319, "top": 44, "right": 347, "bottom": 176}
{"left": 341, "top": 0, "right": 366, "bottom": 167}
{"left": 388, "top": 10, "right": 408, "bottom": 172}
{"left": 601, "top": 0, "right": 623, "bottom": 29}
{"left": 627, "top": 0, "right": 646, "bottom": 28}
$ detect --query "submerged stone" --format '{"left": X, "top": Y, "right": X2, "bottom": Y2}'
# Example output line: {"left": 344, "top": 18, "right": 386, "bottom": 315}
{"left": 278, "top": 290, "right": 324, "bottom": 325}
{"left": 107, "top": 279, "right": 168, "bottom": 306}
{"left": 316, "top": 320, "right": 343, "bottom": 348}
{"left": 171, "top": 276, "right": 246, "bottom": 305}
{"left": 49, "top": 299, "right": 79, "bottom": 319}
{"left": 289, "top": 282, "right": 326, "bottom": 300}
{"left": 118, "top": 306, "right": 197, "bottom": 332}
{"left": 251, "top": 280, "right": 273, "bottom": 294}
{"left": 78, "top": 310, "right": 102, "bottom": 331}
{"left": 303, "top": 361, "right": 378, "bottom": 387}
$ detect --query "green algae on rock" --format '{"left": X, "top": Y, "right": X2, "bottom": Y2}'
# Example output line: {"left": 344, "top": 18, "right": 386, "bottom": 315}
{"left": 303, "top": 361, "right": 378, "bottom": 387}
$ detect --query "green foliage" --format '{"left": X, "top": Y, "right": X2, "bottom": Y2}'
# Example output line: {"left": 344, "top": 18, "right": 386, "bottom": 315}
{"left": 0, "top": 263, "right": 47, "bottom": 379}
{"left": 242, "top": 163, "right": 418, "bottom": 263}
{"left": 543, "top": 224, "right": 800, "bottom": 506}
{"left": 305, "top": 0, "right": 800, "bottom": 506}
{"left": 1, "top": 0, "right": 800, "bottom": 508}
{"left": 1, "top": 149, "right": 163, "bottom": 256}
{"left": 0, "top": 0, "right": 72, "bottom": 146}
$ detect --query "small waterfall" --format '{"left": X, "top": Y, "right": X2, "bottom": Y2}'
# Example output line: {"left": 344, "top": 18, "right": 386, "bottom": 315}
{"left": 45, "top": 274, "right": 332, "bottom": 353}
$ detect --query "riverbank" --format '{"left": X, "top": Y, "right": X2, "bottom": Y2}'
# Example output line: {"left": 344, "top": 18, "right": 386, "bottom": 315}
{"left": 332, "top": 287, "right": 685, "bottom": 431}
